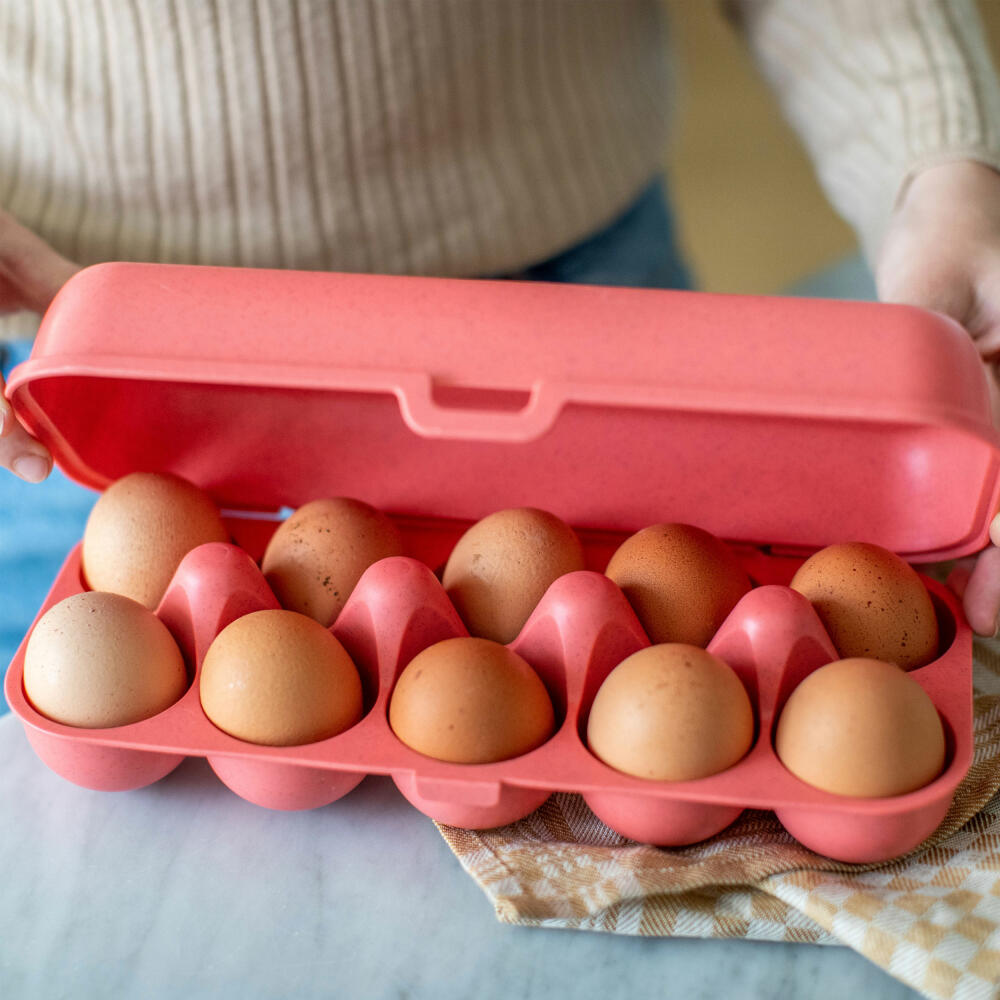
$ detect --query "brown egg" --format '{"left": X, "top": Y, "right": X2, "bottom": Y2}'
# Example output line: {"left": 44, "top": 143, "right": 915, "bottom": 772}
{"left": 199, "top": 609, "right": 363, "bottom": 746}
{"left": 24, "top": 591, "right": 188, "bottom": 728}
{"left": 775, "top": 658, "right": 946, "bottom": 797}
{"left": 82, "top": 471, "right": 230, "bottom": 609}
{"left": 261, "top": 497, "right": 404, "bottom": 627}
{"left": 604, "top": 523, "right": 752, "bottom": 646}
{"left": 388, "top": 636, "right": 555, "bottom": 764}
{"left": 789, "top": 542, "right": 939, "bottom": 670}
{"left": 587, "top": 644, "right": 755, "bottom": 781}
{"left": 442, "top": 507, "right": 585, "bottom": 643}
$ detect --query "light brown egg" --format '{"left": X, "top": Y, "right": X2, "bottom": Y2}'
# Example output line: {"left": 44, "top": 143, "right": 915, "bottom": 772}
{"left": 789, "top": 542, "right": 939, "bottom": 670}
{"left": 442, "top": 507, "right": 585, "bottom": 643}
{"left": 199, "top": 609, "right": 363, "bottom": 746}
{"left": 24, "top": 591, "right": 188, "bottom": 728}
{"left": 388, "top": 636, "right": 555, "bottom": 764}
{"left": 82, "top": 471, "right": 230, "bottom": 610}
{"left": 586, "top": 644, "right": 755, "bottom": 781}
{"left": 261, "top": 497, "right": 404, "bottom": 627}
{"left": 604, "top": 523, "right": 752, "bottom": 647}
{"left": 775, "top": 657, "right": 946, "bottom": 797}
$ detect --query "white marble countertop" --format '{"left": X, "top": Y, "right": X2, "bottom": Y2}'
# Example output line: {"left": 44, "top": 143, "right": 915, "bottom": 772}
{"left": 0, "top": 715, "right": 921, "bottom": 1000}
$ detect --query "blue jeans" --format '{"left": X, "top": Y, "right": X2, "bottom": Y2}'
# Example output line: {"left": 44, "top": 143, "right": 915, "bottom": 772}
{"left": 0, "top": 177, "right": 692, "bottom": 711}
{"left": 513, "top": 178, "right": 693, "bottom": 290}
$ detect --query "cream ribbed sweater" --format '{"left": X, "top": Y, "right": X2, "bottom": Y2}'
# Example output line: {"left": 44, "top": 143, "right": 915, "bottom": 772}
{"left": 2, "top": 0, "right": 1000, "bottom": 341}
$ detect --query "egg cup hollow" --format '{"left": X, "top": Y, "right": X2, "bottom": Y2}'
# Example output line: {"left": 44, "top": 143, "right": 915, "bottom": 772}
{"left": 20, "top": 727, "right": 187, "bottom": 794}
{"left": 5, "top": 522, "right": 972, "bottom": 858}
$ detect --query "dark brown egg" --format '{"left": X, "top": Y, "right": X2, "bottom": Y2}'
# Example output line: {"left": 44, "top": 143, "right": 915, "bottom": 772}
{"left": 604, "top": 523, "right": 752, "bottom": 646}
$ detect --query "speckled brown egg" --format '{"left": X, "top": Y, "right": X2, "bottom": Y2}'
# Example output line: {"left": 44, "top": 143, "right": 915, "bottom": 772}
{"left": 775, "top": 657, "right": 946, "bottom": 797}
{"left": 586, "top": 644, "right": 755, "bottom": 781}
{"left": 604, "top": 523, "right": 752, "bottom": 647}
{"left": 442, "top": 507, "right": 585, "bottom": 643}
{"left": 199, "top": 609, "right": 363, "bottom": 747}
{"left": 24, "top": 591, "right": 188, "bottom": 728}
{"left": 388, "top": 637, "right": 555, "bottom": 764}
{"left": 789, "top": 542, "right": 939, "bottom": 670}
{"left": 261, "top": 497, "right": 404, "bottom": 627}
{"left": 82, "top": 471, "right": 230, "bottom": 610}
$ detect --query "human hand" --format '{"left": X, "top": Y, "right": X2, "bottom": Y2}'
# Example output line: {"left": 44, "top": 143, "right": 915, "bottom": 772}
{"left": 876, "top": 160, "right": 1000, "bottom": 635}
{"left": 0, "top": 209, "right": 79, "bottom": 482}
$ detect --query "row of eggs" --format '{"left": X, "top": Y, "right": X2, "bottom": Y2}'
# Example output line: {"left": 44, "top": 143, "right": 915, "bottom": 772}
{"left": 80, "top": 473, "right": 941, "bottom": 667}
{"left": 22, "top": 471, "right": 946, "bottom": 803}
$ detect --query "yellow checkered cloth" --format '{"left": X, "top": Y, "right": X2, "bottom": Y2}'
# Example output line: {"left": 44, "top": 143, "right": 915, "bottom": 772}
{"left": 438, "top": 639, "right": 1000, "bottom": 1000}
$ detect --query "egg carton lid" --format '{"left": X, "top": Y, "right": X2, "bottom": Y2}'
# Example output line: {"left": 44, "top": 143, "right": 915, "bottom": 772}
{"left": 8, "top": 262, "right": 1000, "bottom": 562}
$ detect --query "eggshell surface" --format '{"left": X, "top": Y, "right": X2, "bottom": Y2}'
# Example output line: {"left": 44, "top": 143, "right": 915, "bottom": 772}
{"left": 587, "top": 643, "right": 755, "bottom": 781}
{"left": 24, "top": 591, "right": 188, "bottom": 728}
{"left": 775, "top": 657, "right": 946, "bottom": 797}
{"left": 442, "top": 507, "right": 585, "bottom": 643}
{"left": 199, "top": 609, "right": 363, "bottom": 747}
{"left": 604, "top": 523, "right": 752, "bottom": 647}
{"left": 789, "top": 542, "right": 939, "bottom": 669}
{"left": 261, "top": 497, "right": 404, "bottom": 627}
{"left": 82, "top": 471, "right": 230, "bottom": 609}
{"left": 389, "top": 637, "right": 555, "bottom": 764}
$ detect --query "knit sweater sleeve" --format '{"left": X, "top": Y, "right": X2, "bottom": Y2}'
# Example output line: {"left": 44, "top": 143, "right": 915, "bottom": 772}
{"left": 729, "top": 0, "right": 1000, "bottom": 262}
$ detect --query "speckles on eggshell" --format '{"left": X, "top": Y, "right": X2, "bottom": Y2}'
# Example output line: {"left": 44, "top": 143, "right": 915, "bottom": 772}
{"left": 442, "top": 508, "right": 585, "bottom": 644}
{"left": 789, "top": 542, "right": 938, "bottom": 670}
{"left": 261, "top": 498, "right": 404, "bottom": 628}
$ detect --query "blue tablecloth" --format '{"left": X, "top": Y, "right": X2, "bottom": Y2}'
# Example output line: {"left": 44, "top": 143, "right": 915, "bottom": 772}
{"left": 1, "top": 340, "right": 97, "bottom": 710}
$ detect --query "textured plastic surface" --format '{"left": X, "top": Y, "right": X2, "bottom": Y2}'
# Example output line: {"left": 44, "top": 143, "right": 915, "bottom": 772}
{"left": 3, "top": 263, "right": 992, "bottom": 861}
{"left": 4, "top": 532, "right": 972, "bottom": 863}
{"left": 8, "top": 262, "right": 1000, "bottom": 560}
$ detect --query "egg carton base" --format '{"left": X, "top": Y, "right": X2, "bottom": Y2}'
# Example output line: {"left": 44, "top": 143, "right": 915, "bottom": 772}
{"left": 5, "top": 538, "right": 973, "bottom": 863}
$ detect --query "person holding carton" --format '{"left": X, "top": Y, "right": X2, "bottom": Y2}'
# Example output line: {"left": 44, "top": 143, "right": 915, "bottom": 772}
{"left": 2, "top": 0, "right": 1000, "bottom": 636}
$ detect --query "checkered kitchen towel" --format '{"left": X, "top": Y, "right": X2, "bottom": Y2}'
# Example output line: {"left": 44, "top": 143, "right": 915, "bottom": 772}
{"left": 438, "top": 639, "right": 1000, "bottom": 1000}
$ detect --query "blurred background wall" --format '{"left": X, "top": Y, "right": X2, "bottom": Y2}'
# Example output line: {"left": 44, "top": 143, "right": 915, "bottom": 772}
{"left": 664, "top": 0, "right": 1000, "bottom": 293}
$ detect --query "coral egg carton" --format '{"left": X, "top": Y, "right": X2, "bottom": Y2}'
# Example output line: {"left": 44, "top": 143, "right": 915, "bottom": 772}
{"left": 6, "top": 263, "right": 1000, "bottom": 863}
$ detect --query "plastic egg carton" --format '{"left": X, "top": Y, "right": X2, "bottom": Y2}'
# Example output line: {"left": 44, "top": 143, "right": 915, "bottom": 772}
{"left": 5, "top": 263, "right": 998, "bottom": 863}
{"left": 3, "top": 523, "right": 972, "bottom": 864}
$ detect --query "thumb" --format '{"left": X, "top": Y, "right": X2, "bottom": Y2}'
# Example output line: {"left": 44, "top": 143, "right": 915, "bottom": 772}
{"left": 958, "top": 544, "right": 1000, "bottom": 636}
{"left": 0, "top": 373, "right": 52, "bottom": 483}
